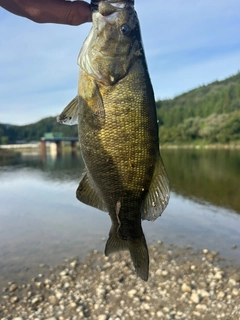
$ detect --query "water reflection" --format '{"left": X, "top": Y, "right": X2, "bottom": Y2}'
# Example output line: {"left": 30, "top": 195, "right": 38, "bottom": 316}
{"left": 10, "top": 148, "right": 240, "bottom": 214}
{"left": 161, "top": 148, "right": 240, "bottom": 214}
{"left": 16, "top": 151, "right": 85, "bottom": 182}
{"left": 0, "top": 149, "right": 239, "bottom": 286}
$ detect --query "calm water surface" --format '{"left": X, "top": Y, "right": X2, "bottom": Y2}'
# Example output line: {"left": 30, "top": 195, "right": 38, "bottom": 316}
{"left": 0, "top": 148, "right": 239, "bottom": 286}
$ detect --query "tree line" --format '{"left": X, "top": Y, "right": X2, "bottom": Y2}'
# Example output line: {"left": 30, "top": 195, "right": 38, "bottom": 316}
{"left": 0, "top": 117, "right": 78, "bottom": 144}
{"left": 157, "top": 72, "right": 240, "bottom": 145}
{"left": 1, "top": 71, "right": 240, "bottom": 145}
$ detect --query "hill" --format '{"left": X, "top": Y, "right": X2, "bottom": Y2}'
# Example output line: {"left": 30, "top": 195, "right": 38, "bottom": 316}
{"left": 156, "top": 72, "right": 240, "bottom": 145}
{"left": 1, "top": 72, "right": 240, "bottom": 145}
{"left": 0, "top": 117, "right": 78, "bottom": 144}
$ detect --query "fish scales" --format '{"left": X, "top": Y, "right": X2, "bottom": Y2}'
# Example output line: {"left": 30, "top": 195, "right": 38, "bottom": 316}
{"left": 57, "top": 0, "right": 170, "bottom": 281}
{"left": 78, "top": 62, "right": 157, "bottom": 221}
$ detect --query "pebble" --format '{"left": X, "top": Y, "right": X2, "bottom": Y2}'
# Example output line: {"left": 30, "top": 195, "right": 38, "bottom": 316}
{"left": 0, "top": 245, "right": 239, "bottom": 320}
{"left": 69, "top": 301, "right": 77, "bottom": 308}
{"left": 156, "top": 311, "right": 164, "bottom": 317}
{"left": 39, "top": 263, "right": 46, "bottom": 268}
{"left": 55, "top": 290, "right": 63, "bottom": 300}
{"left": 70, "top": 260, "right": 78, "bottom": 269}
{"left": 198, "top": 289, "right": 209, "bottom": 298}
{"left": 163, "top": 307, "right": 170, "bottom": 313}
{"left": 181, "top": 283, "right": 192, "bottom": 292}
{"left": 59, "top": 269, "right": 69, "bottom": 277}
{"left": 48, "top": 295, "right": 58, "bottom": 305}
{"left": 142, "top": 302, "right": 150, "bottom": 310}
{"left": 232, "top": 288, "right": 239, "bottom": 296}
{"left": 228, "top": 278, "right": 237, "bottom": 286}
{"left": 214, "top": 272, "right": 223, "bottom": 280}
{"left": 193, "top": 311, "right": 201, "bottom": 317}
{"left": 196, "top": 304, "right": 207, "bottom": 311}
{"left": 128, "top": 289, "right": 137, "bottom": 298}
{"left": 9, "top": 283, "right": 18, "bottom": 292}
{"left": 162, "top": 270, "right": 169, "bottom": 276}
{"left": 217, "top": 291, "right": 225, "bottom": 299}
{"left": 98, "top": 315, "right": 108, "bottom": 320}
{"left": 190, "top": 292, "right": 200, "bottom": 304}
{"left": 31, "top": 297, "right": 40, "bottom": 305}
{"left": 10, "top": 296, "right": 19, "bottom": 304}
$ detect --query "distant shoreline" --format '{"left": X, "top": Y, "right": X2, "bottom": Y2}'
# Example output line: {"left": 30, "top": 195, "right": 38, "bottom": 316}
{"left": 160, "top": 143, "right": 240, "bottom": 150}
{"left": 1, "top": 142, "right": 240, "bottom": 151}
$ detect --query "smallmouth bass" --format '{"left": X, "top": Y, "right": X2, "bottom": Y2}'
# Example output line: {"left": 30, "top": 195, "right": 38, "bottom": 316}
{"left": 58, "top": 0, "right": 170, "bottom": 281}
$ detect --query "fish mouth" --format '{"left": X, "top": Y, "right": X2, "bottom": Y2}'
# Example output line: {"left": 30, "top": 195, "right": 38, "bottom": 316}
{"left": 97, "top": 0, "right": 134, "bottom": 18}
{"left": 105, "top": 0, "right": 134, "bottom": 7}
{"left": 91, "top": 0, "right": 133, "bottom": 13}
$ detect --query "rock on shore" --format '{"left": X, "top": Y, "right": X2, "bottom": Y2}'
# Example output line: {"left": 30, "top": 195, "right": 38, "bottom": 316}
{"left": 0, "top": 243, "right": 240, "bottom": 320}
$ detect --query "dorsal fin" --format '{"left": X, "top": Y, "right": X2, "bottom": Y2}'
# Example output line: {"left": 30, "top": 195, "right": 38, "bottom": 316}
{"left": 141, "top": 155, "right": 170, "bottom": 221}
{"left": 76, "top": 172, "right": 107, "bottom": 212}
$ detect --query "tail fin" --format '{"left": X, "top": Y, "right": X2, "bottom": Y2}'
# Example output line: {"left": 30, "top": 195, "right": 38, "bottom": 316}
{"left": 105, "top": 228, "right": 149, "bottom": 281}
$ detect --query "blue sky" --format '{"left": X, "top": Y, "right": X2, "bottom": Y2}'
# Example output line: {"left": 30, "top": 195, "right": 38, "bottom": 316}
{"left": 0, "top": 0, "right": 240, "bottom": 125}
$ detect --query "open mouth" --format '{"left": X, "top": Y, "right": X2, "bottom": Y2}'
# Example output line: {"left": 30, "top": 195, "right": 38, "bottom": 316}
{"left": 103, "top": 0, "right": 134, "bottom": 8}
{"left": 110, "top": 2, "right": 133, "bottom": 8}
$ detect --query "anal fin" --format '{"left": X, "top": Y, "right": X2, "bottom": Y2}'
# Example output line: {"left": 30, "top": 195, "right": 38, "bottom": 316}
{"left": 141, "top": 155, "right": 170, "bottom": 221}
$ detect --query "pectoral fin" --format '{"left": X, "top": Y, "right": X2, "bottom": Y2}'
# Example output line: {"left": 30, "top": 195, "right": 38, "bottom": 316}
{"left": 141, "top": 155, "right": 170, "bottom": 221}
{"left": 85, "top": 80, "right": 105, "bottom": 121}
{"left": 78, "top": 77, "right": 105, "bottom": 129}
{"left": 57, "top": 96, "right": 79, "bottom": 125}
{"left": 76, "top": 172, "right": 107, "bottom": 212}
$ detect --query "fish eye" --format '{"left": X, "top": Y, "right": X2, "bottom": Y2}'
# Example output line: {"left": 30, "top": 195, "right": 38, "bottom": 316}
{"left": 120, "top": 24, "right": 131, "bottom": 36}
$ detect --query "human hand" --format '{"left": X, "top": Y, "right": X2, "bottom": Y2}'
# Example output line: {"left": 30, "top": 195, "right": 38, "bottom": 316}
{"left": 0, "top": 0, "right": 101, "bottom": 25}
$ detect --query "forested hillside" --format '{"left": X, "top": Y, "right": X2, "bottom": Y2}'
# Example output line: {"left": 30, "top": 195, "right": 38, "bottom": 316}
{"left": 1, "top": 72, "right": 240, "bottom": 145}
{"left": 157, "top": 72, "right": 240, "bottom": 144}
{"left": 0, "top": 117, "right": 78, "bottom": 144}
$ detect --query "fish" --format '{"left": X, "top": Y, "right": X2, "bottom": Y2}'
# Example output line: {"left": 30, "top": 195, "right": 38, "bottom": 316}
{"left": 57, "top": 0, "right": 170, "bottom": 281}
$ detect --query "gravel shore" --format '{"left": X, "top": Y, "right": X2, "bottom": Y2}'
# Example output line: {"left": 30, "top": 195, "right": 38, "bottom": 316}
{"left": 0, "top": 242, "right": 239, "bottom": 320}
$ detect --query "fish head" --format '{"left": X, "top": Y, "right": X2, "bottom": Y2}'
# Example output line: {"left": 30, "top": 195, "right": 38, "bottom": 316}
{"left": 78, "top": 0, "right": 143, "bottom": 85}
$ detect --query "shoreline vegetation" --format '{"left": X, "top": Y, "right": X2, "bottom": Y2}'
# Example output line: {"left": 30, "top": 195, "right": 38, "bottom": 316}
{"left": 157, "top": 72, "right": 240, "bottom": 146}
{"left": 0, "top": 141, "right": 240, "bottom": 153}
{"left": 0, "top": 148, "right": 21, "bottom": 165}
{"left": 0, "top": 243, "right": 239, "bottom": 320}
{"left": 160, "top": 143, "right": 240, "bottom": 149}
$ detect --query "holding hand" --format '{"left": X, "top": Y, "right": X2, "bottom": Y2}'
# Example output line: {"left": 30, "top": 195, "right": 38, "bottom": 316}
{"left": 0, "top": 0, "right": 101, "bottom": 25}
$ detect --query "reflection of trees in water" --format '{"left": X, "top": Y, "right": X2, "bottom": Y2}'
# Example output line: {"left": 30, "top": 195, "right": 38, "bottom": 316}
{"left": 0, "top": 149, "right": 21, "bottom": 166}
{"left": 19, "top": 151, "right": 85, "bottom": 182}
{"left": 2, "top": 149, "right": 240, "bottom": 214}
{"left": 161, "top": 148, "right": 240, "bottom": 214}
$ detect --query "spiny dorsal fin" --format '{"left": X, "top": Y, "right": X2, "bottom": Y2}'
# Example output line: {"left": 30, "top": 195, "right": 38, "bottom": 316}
{"left": 141, "top": 155, "right": 170, "bottom": 221}
{"left": 76, "top": 172, "right": 107, "bottom": 212}
{"left": 57, "top": 96, "right": 79, "bottom": 126}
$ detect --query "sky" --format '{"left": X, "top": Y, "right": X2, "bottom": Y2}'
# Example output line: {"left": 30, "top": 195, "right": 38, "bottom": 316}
{"left": 0, "top": 0, "right": 240, "bottom": 125}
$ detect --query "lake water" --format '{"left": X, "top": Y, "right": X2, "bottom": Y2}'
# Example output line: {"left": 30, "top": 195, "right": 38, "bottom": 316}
{"left": 0, "top": 148, "right": 240, "bottom": 286}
